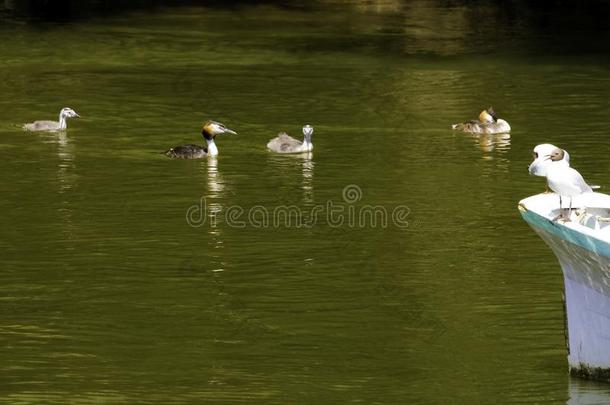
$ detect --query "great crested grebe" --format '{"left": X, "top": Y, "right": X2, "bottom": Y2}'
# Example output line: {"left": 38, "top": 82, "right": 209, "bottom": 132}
{"left": 267, "top": 125, "right": 313, "bottom": 154}
{"left": 529, "top": 147, "right": 592, "bottom": 218}
{"left": 23, "top": 107, "right": 80, "bottom": 132}
{"left": 165, "top": 120, "right": 236, "bottom": 159}
{"left": 452, "top": 107, "right": 510, "bottom": 134}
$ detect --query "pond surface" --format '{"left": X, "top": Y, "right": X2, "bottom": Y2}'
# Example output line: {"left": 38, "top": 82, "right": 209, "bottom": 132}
{"left": 1, "top": 1, "right": 610, "bottom": 403}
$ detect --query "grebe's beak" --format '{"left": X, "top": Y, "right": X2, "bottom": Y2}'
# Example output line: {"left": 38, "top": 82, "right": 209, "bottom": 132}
{"left": 224, "top": 128, "right": 237, "bottom": 135}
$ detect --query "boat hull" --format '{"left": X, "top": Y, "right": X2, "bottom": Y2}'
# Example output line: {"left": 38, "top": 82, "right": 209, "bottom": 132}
{"left": 520, "top": 208, "right": 610, "bottom": 380}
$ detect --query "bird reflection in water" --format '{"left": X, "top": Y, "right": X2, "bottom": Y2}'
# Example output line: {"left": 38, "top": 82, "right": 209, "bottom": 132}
{"left": 52, "top": 132, "right": 76, "bottom": 193}
{"left": 473, "top": 133, "right": 511, "bottom": 177}
{"left": 201, "top": 156, "right": 225, "bottom": 227}
{"left": 300, "top": 152, "right": 315, "bottom": 204}
{"left": 475, "top": 133, "right": 511, "bottom": 156}
{"left": 201, "top": 156, "right": 225, "bottom": 270}
{"left": 204, "top": 156, "right": 224, "bottom": 198}
{"left": 43, "top": 131, "right": 77, "bottom": 243}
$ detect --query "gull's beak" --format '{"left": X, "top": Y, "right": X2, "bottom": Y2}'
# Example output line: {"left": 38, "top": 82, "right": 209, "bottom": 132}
{"left": 528, "top": 159, "right": 546, "bottom": 177}
{"left": 75, "top": 113, "right": 81, "bottom": 118}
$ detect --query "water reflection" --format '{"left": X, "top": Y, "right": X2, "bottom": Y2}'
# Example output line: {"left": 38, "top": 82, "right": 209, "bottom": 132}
{"left": 267, "top": 151, "right": 315, "bottom": 204}
{"left": 204, "top": 156, "right": 224, "bottom": 198}
{"left": 474, "top": 133, "right": 511, "bottom": 157}
{"left": 40, "top": 131, "right": 78, "bottom": 243}
{"left": 471, "top": 132, "right": 511, "bottom": 180}
{"left": 301, "top": 152, "right": 314, "bottom": 203}
{"left": 568, "top": 378, "right": 610, "bottom": 404}
{"left": 202, "top": 157, "right": 225, "bottom": 270}
{"left": 41, "top": 131, "right": 76, "bottom": 194}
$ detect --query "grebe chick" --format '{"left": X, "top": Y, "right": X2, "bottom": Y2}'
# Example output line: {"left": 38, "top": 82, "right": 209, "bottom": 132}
{"left": 165, "top": 120, "right": 236, "bottom": 159}
{"left": 267, "top": 125, "right": 313, "bottom": 154}
{"left": 452, "top": 107, "right": 510, "bottom": 134}
{"left": 23, "top": 107, "right": 80, "bottom": 132}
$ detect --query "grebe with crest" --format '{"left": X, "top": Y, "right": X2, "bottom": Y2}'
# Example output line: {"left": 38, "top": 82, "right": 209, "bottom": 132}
{"left": 165, "top": 120, "right": 236, "bottom": 159}
{"left": 452, "top": 107, "right": 510, "bottom": 134}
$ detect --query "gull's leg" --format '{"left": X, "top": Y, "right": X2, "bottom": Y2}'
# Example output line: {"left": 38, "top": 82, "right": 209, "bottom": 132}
{"left": 554, "top": 195, "right": 565, "bottom": 221}
{"left": 565, "top": 197, "right": 573, "bottom": 222}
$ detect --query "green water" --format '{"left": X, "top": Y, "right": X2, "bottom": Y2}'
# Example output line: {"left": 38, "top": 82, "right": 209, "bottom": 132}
{"left": 2, "top": 2, "right": 610, "bottom": 403}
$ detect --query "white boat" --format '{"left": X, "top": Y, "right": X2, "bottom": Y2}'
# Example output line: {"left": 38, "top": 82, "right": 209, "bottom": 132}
{"left": 519, "top": 192, "right": 610, "bottom": 381}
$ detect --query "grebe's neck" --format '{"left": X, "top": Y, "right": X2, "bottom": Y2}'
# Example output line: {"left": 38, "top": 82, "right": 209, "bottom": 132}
{"left": 302, "top": 135, "right": 313, "bottom": 151}
{"left": 58, "top": 113, "right": 67, "bottom": 130}
{"left": 202, "top": 131, "right": 218, "bottom": 156}
{"left": 206, "top": 138, "right": 218, "bottom": 156}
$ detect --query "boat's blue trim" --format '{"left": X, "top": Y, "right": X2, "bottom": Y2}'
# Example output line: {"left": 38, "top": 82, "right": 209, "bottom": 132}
{"left": 520, "top": 209, "right": 610, "bottom": 258}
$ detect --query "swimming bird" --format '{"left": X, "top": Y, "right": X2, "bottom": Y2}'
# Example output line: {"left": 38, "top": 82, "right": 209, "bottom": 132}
{"left": 530, "top": 147, "right": 592, "bottom": 220}
{"left": 165, "top": 120, "right": 236, "bottom": 159}
{"left": 267, "top": 125, "right": 313, "bottom": 154}
{"left": 452, "top": 107, "right": 510, "bottom": 134}
{"left": 23, "top": 107, "right": 80, "bottom": 132}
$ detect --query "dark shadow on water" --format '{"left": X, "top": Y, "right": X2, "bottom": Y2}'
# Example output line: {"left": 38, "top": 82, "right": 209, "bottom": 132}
{"left": 2, "top": 0, "right": 608, "bottom": 58}
{"left": 0, "top": 0, "right": 309, "bottom": 21}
